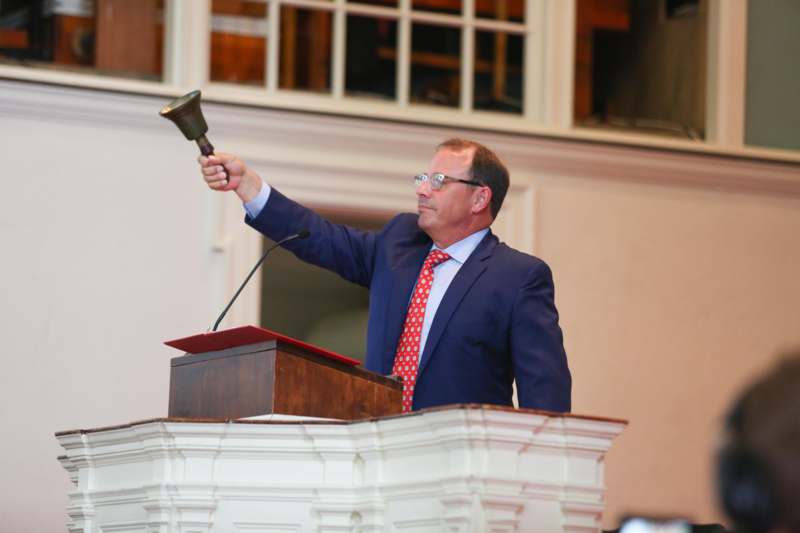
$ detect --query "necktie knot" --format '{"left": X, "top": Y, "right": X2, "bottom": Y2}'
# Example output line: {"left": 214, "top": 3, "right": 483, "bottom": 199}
{"left": 425, "top": 249, "right": 450, "bottom": 268}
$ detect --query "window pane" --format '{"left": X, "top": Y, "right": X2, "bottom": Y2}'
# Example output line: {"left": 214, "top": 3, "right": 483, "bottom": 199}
{"left": 346, "top": 16, "right": 397, "bottom": 101}
{"left": 473, "top": 30, "right": 522, "bottom": 114}
{"left": 574, "top": 0, "right": 706, "bottom": 139}
{"left": 211, "top": 0, "right": 268, "bottom": 85}
{"left": 348, "top": 0, "right": 397, "bottom": 8}
{"left": 0, "top": 0, "right": 163, "bottom": 81}
{"left": 744, "top": 1, "right": 800, "bottom": 151}
{"left": 476, "top": 0, "right": 523, "bottom": 23}
{"left": 412, "top": 0, "right": 461, "bottom": 16}
{"left": 410, "top": 23, "right": 460, "bottom": 107}
{"left": 279, "top": 7, "right": 332, "bottom": 93}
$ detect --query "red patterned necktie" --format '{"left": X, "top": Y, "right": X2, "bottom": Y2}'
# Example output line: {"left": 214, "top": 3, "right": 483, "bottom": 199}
{"left": 392, "top": 249, "right": 451, "bottom": 412}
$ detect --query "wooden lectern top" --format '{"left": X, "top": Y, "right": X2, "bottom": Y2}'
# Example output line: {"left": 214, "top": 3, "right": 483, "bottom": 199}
{"left": 165, "top": 325, "right": 361, "bottom": 366}
{"left": 165, "top": 325, "right": 401, "bottom": 420}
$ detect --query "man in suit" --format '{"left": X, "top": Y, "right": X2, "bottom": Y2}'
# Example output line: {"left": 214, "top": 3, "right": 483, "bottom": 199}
{"left": 198, "top": 138, "right": 571, "bottom": 412}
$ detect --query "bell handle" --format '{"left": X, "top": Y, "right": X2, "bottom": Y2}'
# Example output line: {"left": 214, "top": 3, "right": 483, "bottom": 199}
{"left": 197, "top": 134, "right": 229, "bottom": 185}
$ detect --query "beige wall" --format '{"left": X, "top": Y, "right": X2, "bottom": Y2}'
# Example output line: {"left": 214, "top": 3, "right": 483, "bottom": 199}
{"left": 537, "top": 176, "right": 800, "bottom": 524}
{"left": 1, "top": 79, "right": 798, "bottom": 531}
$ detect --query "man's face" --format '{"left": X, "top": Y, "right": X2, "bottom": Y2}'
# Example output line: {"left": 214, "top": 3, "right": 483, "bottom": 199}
{"left": 416, "top": 147, "right": 477, "bottom": 242}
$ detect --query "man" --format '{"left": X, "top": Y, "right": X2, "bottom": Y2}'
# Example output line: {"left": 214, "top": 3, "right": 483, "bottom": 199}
{"left": 199, "top": 138, "right": 571, "bottom": 412}
{"left": 716, "top": 353, "right": 800, "bottom": 533}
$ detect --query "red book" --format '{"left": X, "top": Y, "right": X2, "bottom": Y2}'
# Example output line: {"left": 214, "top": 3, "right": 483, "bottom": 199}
{"left": 165, "top": 325, "right": 361, "bottom": 367}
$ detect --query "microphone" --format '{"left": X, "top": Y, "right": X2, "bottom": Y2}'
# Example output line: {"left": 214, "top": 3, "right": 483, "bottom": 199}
{"left": 211, "top": 230, "right": 311, "bottom": 331}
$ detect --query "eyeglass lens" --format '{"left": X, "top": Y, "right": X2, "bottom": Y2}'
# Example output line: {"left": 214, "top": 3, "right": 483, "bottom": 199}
{"left": 414, "top": 173, "right": 447, "bottom": 189}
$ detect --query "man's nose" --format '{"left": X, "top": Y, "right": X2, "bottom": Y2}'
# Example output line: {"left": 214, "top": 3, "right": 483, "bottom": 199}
{"left": 416, "top": 179, "right": 432, "bottom": 197}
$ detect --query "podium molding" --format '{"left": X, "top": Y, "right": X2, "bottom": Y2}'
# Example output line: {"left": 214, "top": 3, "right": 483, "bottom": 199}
{"left": 57, "top": 405, "right": 627, "bottom": 532}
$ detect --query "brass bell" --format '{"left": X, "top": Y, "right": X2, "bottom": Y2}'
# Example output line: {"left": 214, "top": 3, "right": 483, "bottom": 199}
{"left": 160, "top": 90, "right": 215, "bottom": 157}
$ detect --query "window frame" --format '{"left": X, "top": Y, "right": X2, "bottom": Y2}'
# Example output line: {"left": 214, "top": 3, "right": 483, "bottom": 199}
{"left": 0, "top": 0, "right": 766, "bottom": 158}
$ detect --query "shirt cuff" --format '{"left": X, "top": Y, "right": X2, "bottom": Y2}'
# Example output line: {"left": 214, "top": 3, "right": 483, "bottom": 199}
{"left": 243, "top": 181, "right": 271, "bottom": 218}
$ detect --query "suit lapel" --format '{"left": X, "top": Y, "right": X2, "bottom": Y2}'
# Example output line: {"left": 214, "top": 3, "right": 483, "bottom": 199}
{"left": 417, "top": 232, "right": 498, "bottom": 376}
{"left": 382, "top": 244, "right": 430, "bottom": 374}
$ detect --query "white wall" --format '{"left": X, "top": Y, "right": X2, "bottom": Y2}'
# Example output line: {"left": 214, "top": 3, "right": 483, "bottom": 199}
{"left": 1, "top": 79, "right": 799, "bottom": 531}
{"left": 0, "top": 81, "right": 243, "bottom": 532}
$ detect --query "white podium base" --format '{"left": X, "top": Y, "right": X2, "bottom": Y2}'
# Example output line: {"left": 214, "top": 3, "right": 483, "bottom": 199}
{"left": 57, "top": 405, "right": 625, "bottom": 533}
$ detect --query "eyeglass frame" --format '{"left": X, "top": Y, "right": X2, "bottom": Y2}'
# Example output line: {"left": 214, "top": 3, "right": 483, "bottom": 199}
{"left": 414, "top": 172, "right": 485, "bottom": 190}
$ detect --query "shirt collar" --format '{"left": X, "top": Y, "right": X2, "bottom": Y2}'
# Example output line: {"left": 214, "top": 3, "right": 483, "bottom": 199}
{"left": 432, "top": 228, "right": 490, "bottom": 265}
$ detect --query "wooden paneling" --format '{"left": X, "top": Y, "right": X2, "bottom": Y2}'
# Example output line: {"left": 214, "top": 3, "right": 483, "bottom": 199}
{"left": 169, "top": 349, "right": 277, "bottom": 418}
{"left": 169, "top": 341, "right": 402, "bottom": 420}
{"left": 52, "top": 15, "right": 95, "bottom": 65}
{"left": 213, "top": 0, "right": 267, "bottom": 17}
{"left": 574, "top": 0, "right": 631, "bottom": 119}
{"left": 0, "top": 30, "right": 28, "bottom": 49}
{"left": 211, "top": 32, "right": 266, "bottom": 84}
{"left": 280, "top": 7, "right": 332, "bottom": 91}
{"left": 95, "top": 0, "right": 159, "bottom": 76}
{"left": 273, "top": 350, "right": 402, "bottom": 419}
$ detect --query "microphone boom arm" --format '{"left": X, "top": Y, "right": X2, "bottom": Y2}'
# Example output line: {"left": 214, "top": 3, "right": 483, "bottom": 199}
{"left": 211, "top": 230, "right": 310, "bottom": 331}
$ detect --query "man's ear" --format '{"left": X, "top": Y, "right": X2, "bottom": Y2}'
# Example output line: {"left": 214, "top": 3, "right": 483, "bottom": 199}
{"left": 472, "top": 187, "right": 492, "bottom": 215}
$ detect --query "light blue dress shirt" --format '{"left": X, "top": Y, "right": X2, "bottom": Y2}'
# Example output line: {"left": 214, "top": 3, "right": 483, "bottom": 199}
{"left": 244, "top": 182, "right": 489, "bottom": 361}
{"left": 416, "top": 229, "right": 488, "bottom": 358}
{"left": 244, "top": 182, "right": 272, "bottom": 218}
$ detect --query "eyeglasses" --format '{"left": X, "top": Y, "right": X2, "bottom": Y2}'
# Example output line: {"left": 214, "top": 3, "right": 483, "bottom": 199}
{"left": 414, "top": 173, "right": 484, "bottom": 190}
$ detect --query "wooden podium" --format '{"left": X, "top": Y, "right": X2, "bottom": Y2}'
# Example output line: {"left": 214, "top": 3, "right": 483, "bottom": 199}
{"left": 165, "top": 325, "right": 402, "bottom": 420}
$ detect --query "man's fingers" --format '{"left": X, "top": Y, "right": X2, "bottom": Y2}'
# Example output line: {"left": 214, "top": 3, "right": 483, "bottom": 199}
{"left": 201, "top": 165, "right": 226, "bottom": 177}
{"left": 204, "top": 170, "right": 228, "bottom": 184}
{"left": 202, "top": 158, "right": 242, "bottom": 175}
{"left": 199, "top": 154, "right": 228, "bottom": 166}
{"left": 207, "top": 178, "right": 229, "bottom": 189}
{"left": 207, "top": 153, "right": 235, "bottom": 167}
{"left": 199, "top": 151, "right": 241, "bottom": 193}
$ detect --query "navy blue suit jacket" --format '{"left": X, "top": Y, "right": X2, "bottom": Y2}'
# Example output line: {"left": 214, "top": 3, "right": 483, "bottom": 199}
{"left": 247, "top": 189, "right": 571, "bottom": 412}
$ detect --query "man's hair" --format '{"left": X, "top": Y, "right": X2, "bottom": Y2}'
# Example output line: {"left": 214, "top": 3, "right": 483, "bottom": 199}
{"left": 717, "top": 353, "right": 800, "bottom": 533}
{"left": 437, "top": 138, "right": 509, "bottom": 219}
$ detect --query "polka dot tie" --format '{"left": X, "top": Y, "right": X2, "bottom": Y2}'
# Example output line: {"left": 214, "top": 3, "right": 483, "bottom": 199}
{"left": 392, "top": 249, "right": 451, "bottom": 413}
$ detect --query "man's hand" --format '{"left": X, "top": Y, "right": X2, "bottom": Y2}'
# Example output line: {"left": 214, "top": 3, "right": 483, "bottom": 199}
{"left": 198, "top": 153, "right": 262, "bottom": 204}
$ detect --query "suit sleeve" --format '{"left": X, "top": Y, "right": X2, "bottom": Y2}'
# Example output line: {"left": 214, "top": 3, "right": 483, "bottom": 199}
{"left": 510, "top": 261, "right": 572, "bottom": 412}
{"left": 245, "top": 188, "right": 379, "bottom": 288}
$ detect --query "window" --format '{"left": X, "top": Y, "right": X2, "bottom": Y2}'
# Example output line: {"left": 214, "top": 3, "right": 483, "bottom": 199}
{"left": 0, "top": 0, "right": 164, "bottom": 81}
{"left": 574, "top": 0, "right": 707, "bottom": 139}
{"left": 207, "top": 0, "right": 526, "bottom": 114}
{"left": 211, "top": 0, "right": 268, "bottom": 85}
{"left": 1, "top": 1, "right": 790, "bottom": 155}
